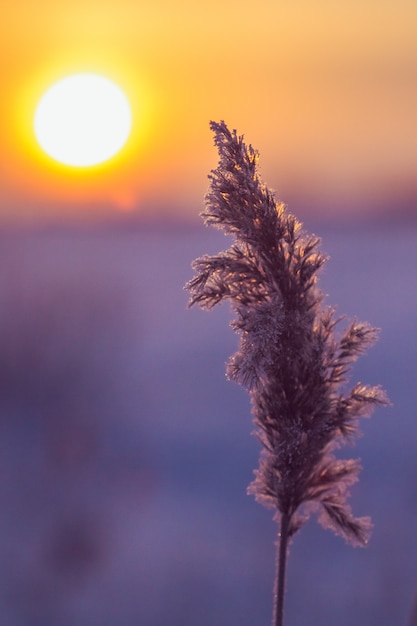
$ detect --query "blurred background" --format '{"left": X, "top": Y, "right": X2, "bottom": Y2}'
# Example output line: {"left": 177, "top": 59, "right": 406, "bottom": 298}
{"left": 0, "top": 0, "right": 416, "bottom": 624}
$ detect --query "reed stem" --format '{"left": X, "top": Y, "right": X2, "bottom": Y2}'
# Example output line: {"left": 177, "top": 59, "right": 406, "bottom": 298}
{"left": 273, "top": 513, "right": 290, "bottom": 626}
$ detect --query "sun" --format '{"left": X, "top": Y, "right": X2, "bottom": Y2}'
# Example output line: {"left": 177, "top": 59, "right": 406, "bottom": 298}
{"left": 34, "top": 73, "right": 132, "bottom": 167}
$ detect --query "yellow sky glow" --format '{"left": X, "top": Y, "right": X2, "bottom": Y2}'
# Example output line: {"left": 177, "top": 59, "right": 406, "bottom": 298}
{"left": 1, "top": 0, "right": 417, "bottom": 221}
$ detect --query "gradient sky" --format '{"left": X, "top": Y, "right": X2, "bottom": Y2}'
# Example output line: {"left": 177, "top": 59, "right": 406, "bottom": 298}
{"left": 1, "top": 0, "right": 416, "bottom": 222}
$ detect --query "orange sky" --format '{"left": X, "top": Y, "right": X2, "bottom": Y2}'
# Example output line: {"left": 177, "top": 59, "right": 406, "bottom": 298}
{"left": 1, "top": 0, "right": 417, "bottom": 222}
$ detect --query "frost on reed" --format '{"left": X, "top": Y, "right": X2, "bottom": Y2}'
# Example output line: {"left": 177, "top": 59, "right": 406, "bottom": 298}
{"left": 185, "top": 121, "right": 389, "bottom": 626}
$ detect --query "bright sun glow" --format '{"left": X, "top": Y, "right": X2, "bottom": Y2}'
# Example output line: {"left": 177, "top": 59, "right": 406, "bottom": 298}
{"left": 34, "top": 73, "right": 132, "bottom": 167}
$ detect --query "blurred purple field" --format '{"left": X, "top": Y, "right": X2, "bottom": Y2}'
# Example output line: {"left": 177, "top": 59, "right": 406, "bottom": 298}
{"left": 0, "top": 218, "right": 415, "bottom": 625}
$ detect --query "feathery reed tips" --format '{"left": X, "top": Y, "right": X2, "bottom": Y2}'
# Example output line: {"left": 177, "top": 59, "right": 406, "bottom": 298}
{"left": 185, "top": 120, "right": 389, "bottom": 626}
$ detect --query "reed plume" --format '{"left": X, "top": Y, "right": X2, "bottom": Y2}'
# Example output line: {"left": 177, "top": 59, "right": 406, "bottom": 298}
{"left": 185, "top": 121, "right": 389, "bottom": 626}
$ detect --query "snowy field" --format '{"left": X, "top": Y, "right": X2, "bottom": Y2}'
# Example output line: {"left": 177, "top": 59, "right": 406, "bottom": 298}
{"left": 0, "top": 218, "right": 415, "bottom": 625}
